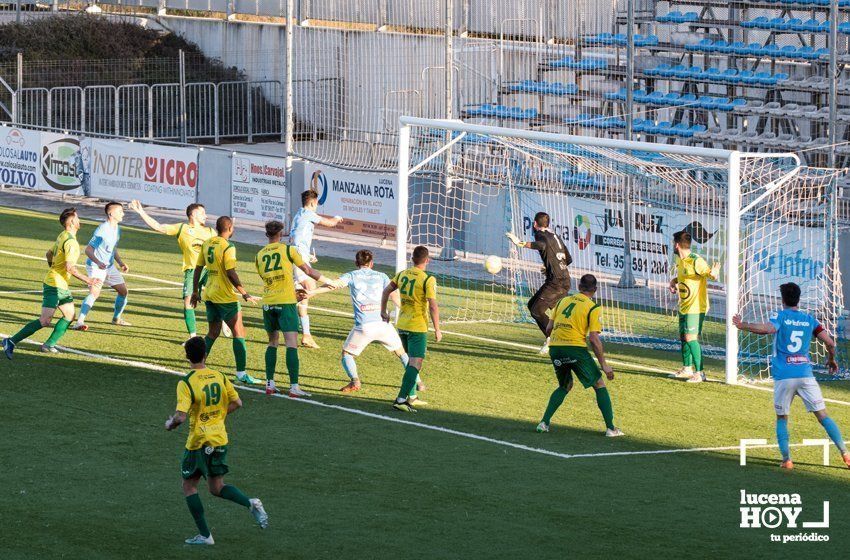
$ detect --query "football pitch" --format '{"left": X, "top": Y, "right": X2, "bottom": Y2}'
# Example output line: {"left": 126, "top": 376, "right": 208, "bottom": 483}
{"left": 2, "top": 205, "right": 850, "bottom": 558}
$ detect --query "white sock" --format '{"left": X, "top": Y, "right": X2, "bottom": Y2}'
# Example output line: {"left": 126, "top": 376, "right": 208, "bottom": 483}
{"left": 267, "top": 379, "right": 276, "bottom": 390}
{"left": 300, "top": 316, "right": 311, "bottom": 336}
{"left": 291, "top": 383, "right": 299, "bottom": 390}
{"left": 236, "top": 370, "right": 246, "bottom": 378}
{"left": 189, "top": 332, "right": 196, "bottom": 338}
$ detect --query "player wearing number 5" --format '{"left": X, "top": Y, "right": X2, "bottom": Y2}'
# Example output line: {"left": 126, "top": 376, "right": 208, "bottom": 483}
{"left": 734, "top": 283, "right": 850, "bottom": 470}
{"left": 381, "top": 245, "right": 441, "bottom": 412}
{"left": 536, "top": 274, "right": 622, "bottom": 437}
{"left": 191, "top": 216, "right": 262, "bottom": 386}
{"left": 255, "top": 220, "right": 341, "bottom": 397}
{"left": 668, "top": 230, "right": 720, "bottom": 384}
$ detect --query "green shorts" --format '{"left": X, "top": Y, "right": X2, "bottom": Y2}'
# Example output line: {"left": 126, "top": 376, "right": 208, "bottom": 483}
{"left": 42, "top": 283, "right": 73, "bottom": 309}
{"left": 679, "top": 313, "right": 705, "bottom": 336}
{"left": 263, "top": 304, "right": 299, "bottom": 333}
{"left": 548, "top": 346, "right": 601, "bottom": 389}
{"left": 182, "top": 268, "right": 208, "bottom": 299}
{"left": 399, "top": 330, "right": 427, "bottom": 359}
{"left": 205, "top": 301, "right": 241, "bottom": 323}
{"left": 181, "top": 445, "right": 229, "bottom": 480}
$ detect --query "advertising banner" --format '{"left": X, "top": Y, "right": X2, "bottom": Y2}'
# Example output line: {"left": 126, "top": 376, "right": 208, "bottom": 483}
{"left": 0, "top": 125, "right": 41, "bottom": 190}
{"left": 88, "top": 139, "right": 198, "bottom": 210}
{"left": 231, "top": 153, "right": 288, "bottom": 225}
{"left": 303, "top": 162, "right": 398, "bottom": 238}
{"left": 40, "top": 131, "right": 85, "bottom": 195}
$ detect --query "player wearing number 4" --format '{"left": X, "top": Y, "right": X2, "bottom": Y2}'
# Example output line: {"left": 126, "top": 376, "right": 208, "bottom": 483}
{"left": 129, "top": 200, "right": 216, "bottom": 341}
{"left": 668, "top": 230, "right": 720, "bottom": 383}
{"left": 73, "top": 202, "right": 132, "bottom": 330}
{"left": 191, "top": 216, "right": 262, "bottom": 386}
{"left": 255, "top": 220, "right": 341, "bottom": 397}
{"left": 165, "top": 336, "right": 268, "bottom": 545}
{"left": 536, "top": 274, "right": 623, "bottom": 437}
{"left": 381, "top": 245, "right": 441, "bottom": 412}
{"left": 734, "top": 283, "right": 850, "bottom": 470}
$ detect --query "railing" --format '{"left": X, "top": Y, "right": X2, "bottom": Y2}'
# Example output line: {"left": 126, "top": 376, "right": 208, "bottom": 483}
{"left": 11, "top": 79, "right": 282, "bottom": 143}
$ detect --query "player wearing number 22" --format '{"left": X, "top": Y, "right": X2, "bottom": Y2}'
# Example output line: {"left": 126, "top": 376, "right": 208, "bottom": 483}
{"left": 536, "top": 274, "right": 623, "bottom": 437}
{"left": 734, "top": 283, "right": 850, "bottom": 470}
{"left": 255, "top": 220, "right": 340, "bottom": 397}
{"left": 165, "top": 336, "right": 268, "bottom": 545}
{"left": 668, "top": 230, "right": 720, "bottom": 384}
{"left": 381, "top": 245, "right": 441, "bottom": 413}
{"left": 192, "top": 216, "right": 263, "bottom": 386}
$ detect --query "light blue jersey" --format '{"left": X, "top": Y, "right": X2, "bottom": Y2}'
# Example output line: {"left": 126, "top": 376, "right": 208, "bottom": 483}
{"left": 289, "top": 208, "right": 322, "bottom": 256}
{"left": 86, "top": 221, "right": 121, "bottom": 267}
{"left": 339, "top": 268, "right": 390, "bottom": 327}
{"left": 769, "top": 308, "right": 821, "bottom": 380}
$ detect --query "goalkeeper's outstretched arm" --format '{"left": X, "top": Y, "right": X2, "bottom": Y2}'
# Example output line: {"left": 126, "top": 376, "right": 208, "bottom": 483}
{"left": 505, "top": 231, "right": 541, "bottom": 250}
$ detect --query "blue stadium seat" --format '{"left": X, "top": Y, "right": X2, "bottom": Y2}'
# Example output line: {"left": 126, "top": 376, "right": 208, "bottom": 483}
{"left": 780, "top": 45, "right": 799, "bottom": 58}
{"left": 698, "top": 96, "right": 718, "bottom": 110}
{"left": 738, "top": 70, "right": 755, "bottom": 84}
{"left": 839, "top": 22, "right": 850, "bottom": 34}
{"left": 670, "top": 65, "right": 691, "bottom": 78}
{"left": 680, "top": 93, "right": 698, "bottom": 106}
{"left": 632, "top": 119, "right": 648, "bottom": 133}
{"left": 634, "top": 34, "right": 659, "bottom": 46}
{"left": 605, "top": 87, "right": 627, "bottom": 101}
{"left": 645, "top": 64, "right": 670, "bottom": 77}
{"left": 689, "top": 124, "right": 707, "bottom": 137}
{"left": 633, "top": 90, "right": 649, "bottom": 102}
{"left": 726, "top": 42, "right": 746, "bottom": 54}
{"left": 714, "top": 41, "right": 733, "bottom": 54}
{"left": 646, "top": 91, "right": 666, "bottom": 104}
{"left": 656, "top": 11, "right": 682, "bottom": 23}
{"left": 762, "top": 44, "right": 783, "bottom": 57}
{"left": 742, "top": 17, "right": 768, "bottom": 29}
{"left": 686, "top": 38, "right": 714, "bottom": 52}
{"left": 797, "top": 46, "right": 816, "bottom": 59}
{"left": 782, "top": 18, "right": 802, "bottom": 31}
{"left": 766, "top": 17, "right": 787, "bottom": 30}
{"left": 701, "top": 67, "right": 722, "bottom": 80}
{"left": 664, "top": 92, "right": 682, "bottom": 105}
{"left": 719, "top": 68, "right": 739, "bottom": 83}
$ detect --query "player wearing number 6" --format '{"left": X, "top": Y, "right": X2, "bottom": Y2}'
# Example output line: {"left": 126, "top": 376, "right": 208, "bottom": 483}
{"left": 381, "top": 245, "right": 441, "bottom": 412}
{"left": 536, "top": 274, "right": 622, "bottom": 437}
{"left": 733, "top": 283, "right": 850, "bottom": 470}
{"left": 255, "top": 220, "right": 341, "bottom": 397}
{"left": 668, "top": 230, "right": 720, "bottom": 383}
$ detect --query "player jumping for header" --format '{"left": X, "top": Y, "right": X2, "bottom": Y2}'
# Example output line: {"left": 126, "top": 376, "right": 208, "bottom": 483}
{"left": 506, "top": 212, "right": 572, "bottom": 354}
{"left": 165, "top": 336, "right": 268, "bottom": 545}
{"left": 381, "top": 245, "right": 441, "bottom": 412}
{"left": 129, "top": 200, "right": 216, "bottom": 341}
{"left": 734, "top": 283, "right": 850, "bottom": 470}
{"left": 536, "top": 274, "right": 623, "bottom": 437}
{"left": 191, "top": 216, "right": 262, "bottom": 386}
{"left": 255, "top": 220, "right": 341, "bottom": 397}
{"left": 668, "top": 230, "right": 720, "bottom": 383}
{"left": 289, "top": 190, "right": 343, "bottom": 349}
{"left": 3, "top": 207, "right": 100, "bottom": 357}
{"left": 73, "top": 201, "right": 132, "bottom": 330}
{"left": 304, "top": 249, "right": 419, "bottom": 393}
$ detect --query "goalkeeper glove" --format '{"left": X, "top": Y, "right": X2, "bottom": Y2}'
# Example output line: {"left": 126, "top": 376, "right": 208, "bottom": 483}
{"left": 505, "top": 232, "right": 524, "bottom": 247}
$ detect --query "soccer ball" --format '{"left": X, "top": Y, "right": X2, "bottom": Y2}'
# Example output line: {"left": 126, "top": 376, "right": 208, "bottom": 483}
{"left": 484, "top": 255, "right": 503, "bottom": 274}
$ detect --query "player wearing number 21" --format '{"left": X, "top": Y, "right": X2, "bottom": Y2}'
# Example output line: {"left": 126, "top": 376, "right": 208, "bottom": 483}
{"left": 381, "top": 245, "right": 441, "bottom": 413}
{"left": 254, "top": 220, "right": 342, "bottom": 397}
{"left": 734, "top": 282, "right": 850, "bottom": 470}
{"left": 192, "top": 216, "right": 262, "bottom": 386}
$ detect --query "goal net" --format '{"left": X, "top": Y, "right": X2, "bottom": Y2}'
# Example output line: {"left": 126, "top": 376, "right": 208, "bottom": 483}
{"left": 396, "top": 118, "right": 846, "bottom": 383}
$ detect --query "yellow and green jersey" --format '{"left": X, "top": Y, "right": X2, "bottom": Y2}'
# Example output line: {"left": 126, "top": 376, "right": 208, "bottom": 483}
{"left": 393, "top": 267, "right": 437, "bottom": 333}
{"left": 255, "top": 242, "right": 304, "bottom": 305}
{"left": 176, "top": 367, "right": 239, "bottom": 450}
{"left": 43, "top": 230, "right": 80, "bottom": 290}
{"left": 550, "top": 293, "right": 602, "bottom": 347}
{"left": 675, "top": 252, "right": 713, "bottom": 315}
{"left": 163, "top": 223, "right": 215, "bottom": 271}
{"left": 197, "top": 236, "right": 239, "bottom": 303}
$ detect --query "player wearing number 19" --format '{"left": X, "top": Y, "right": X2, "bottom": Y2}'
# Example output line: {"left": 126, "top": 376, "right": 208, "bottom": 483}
{"left": 536, "top": 274, "right": 623, "bottom": 437}
{"left": 165, "top": 336, "right": 268, "bottom": 545}
{"left": 255, "top": 220, "right": 340, "bottom": 397}
{"left": 381, "top": 245, "right": 441, "bottom": 413}
{"left": 191, "top": 216, "right": 262, "bottom": 386}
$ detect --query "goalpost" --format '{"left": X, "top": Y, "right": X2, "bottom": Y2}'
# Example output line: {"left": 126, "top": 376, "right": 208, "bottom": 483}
{"left": 396, "top": 117, "right": 845, "bottom": 385}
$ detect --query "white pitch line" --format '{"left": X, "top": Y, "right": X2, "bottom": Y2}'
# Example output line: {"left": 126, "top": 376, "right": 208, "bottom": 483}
{"left": 0, "top": 286, "right": 181, "bottom": 295}
{"left": 3, "top": 248, "right": 849, "bottom": 407}
{"left": 0, "top": 331, "right": 813, "bottom": 462}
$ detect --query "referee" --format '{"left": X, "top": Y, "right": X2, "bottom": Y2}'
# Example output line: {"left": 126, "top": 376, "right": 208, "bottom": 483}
{"left": 507, "top": 212, "right": 572, "bottom": 353}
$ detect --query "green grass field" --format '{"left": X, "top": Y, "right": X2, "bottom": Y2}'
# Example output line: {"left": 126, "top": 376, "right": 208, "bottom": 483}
{"left": 2, "top": 205, "right": 850, "bottom": 558}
